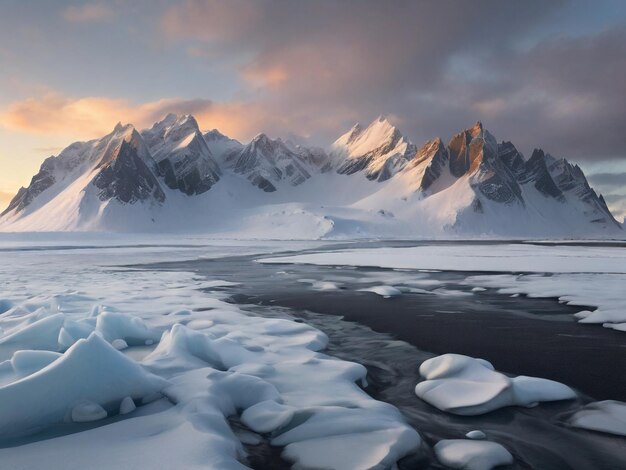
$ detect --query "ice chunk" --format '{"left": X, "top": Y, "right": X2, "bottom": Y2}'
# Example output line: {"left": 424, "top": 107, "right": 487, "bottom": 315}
{"left": 58, "top": 319, "right": 95, "bottom": 349}
{"left": 119, "top": 396, "right": 136, "bottom": 415}
{"left": 0, "top": 333, "right": 167, "bottom": 438}
{"left": 0, "top": 313, "right": 65, "bottom": 359}
{"left": 434, "top": 439, "right": 513, "bottom": 470}
{"left": 0, "top": 350, "right": 62, "bottom": 386}
{"left": 95, "top": 311, "right": 161, "bottom": 346}
{"left": 71, "top": 401, "right": 107, "bottom": 423}
{"left": 569, "top": 400, "right": 626, "bottom": 436}
{"left": 11, "top": 349, "right": 61, "bottom": 373}
{"left": 415, "top": 354, "right": 575, "bottom": 415}
{"left": 359, "top": 285, "right": 402, "bottom": 298}
{"left": 112, "top": 339, "right": 129, "bottom": 350}
{"left": 466, "top": 430, "right": 487, "bottom": 440}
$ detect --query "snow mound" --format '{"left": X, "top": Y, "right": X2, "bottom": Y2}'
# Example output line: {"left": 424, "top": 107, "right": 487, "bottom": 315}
{"left": 95, "top": 311, "right": 161, "bottom": 345}
{"left": 71, "top": 401, "right": 108, "bottom": 423}
{"left": 434, "top": 439, "right": 514, "bottom": 470}
{"left": 0, "top": 333, "right": 167, "bottom": 438}
{"left": 569, "top": 400, "right": 626, "bottom": 436}
{"left": 415, "top": 354, "right": 576, "bottom": 415}
{"left": 466, "top": 430, "right": 487, "bottom": 440}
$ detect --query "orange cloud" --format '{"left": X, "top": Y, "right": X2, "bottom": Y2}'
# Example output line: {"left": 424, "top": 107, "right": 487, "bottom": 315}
{"left": 0, "top": 91, "right": 306, "bottom": 144}
{"left": 162, "top": 0, "right": 263, "bottom": 41}
{"left": 63, "top": 3, "right": 113, "bottom": 23}
{"left": 241, "top": 65, "right": 289, "bottom": 90}
{"left": 0, "top": 190, "right": 14, "bottom": 210}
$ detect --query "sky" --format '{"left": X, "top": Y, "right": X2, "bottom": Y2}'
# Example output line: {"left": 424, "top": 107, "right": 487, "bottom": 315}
{"left": 0, "top": 0, "right": 625, "bottom": 219}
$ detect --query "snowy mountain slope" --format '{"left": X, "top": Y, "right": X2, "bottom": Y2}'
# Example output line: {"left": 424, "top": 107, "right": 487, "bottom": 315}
{"left": 331, "top": 116, "right": 417, "bottom": 181}
{"left": 0, "top": 113, "right": 621, "bottom": 238}
{"left": 202, "top": 128, "right": 243, "bottom": 164}
{"left": 0, "top": 123, "right": 166, "bottom": 230}
{"left": 142, "top": 114, "right": 221, "bottom": 196}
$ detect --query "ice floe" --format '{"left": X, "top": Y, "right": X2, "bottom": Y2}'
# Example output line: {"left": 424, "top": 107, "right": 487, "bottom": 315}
{"left": 359, "top": 285, "right": 403, "bottom": 298}
{"left": 434, "top": 439, "right": 514, "bottom": 470}
{"left": 569, "top": 400, "right": 626, "bottom": 436}
{"left": 465, "top": 430, "right": 487, "bottom": 440}
{"left": 415, "top": 354, "right": 576, "bottom": 415}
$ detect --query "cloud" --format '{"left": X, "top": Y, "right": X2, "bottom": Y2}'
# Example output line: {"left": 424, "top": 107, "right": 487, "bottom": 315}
{"left": 158, "top": 0, "right": 626, "bottom": 161}
{"left": 603, "top": 194, "right": 626, "bottom": 222}
{"left": 0, "top": 91, "right": 300, "bottom": 143}
{"left": 588, "top": 172, "right": 626, "bottom": 189}
{"left": 63, "top": 3, "right": 114, "bottom": 23}
{"left": 0, "top": 190, "right": 14, "bottom": 210}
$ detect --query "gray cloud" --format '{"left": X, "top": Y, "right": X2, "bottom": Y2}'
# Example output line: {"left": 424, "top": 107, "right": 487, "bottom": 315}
{"left": 159, "top": 0, "right": 626, "bottom": 218}
{"left": 162, "top": 1, "right": 573, "bottom": 143}
{"left": 160, "top": 0, "right": 625, "bottom": 164}
{"left": 588, "top": 172, "right": 626, "bottom": 189}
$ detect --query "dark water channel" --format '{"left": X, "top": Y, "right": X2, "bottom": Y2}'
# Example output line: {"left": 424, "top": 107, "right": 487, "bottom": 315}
{"left": 140, "top": 242, "right": 626, "bottom": 469}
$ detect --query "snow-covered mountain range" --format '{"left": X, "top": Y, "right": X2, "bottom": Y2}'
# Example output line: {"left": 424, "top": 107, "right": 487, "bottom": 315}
{"left": 0, "top": 114, "right": 621, "bottom": 238}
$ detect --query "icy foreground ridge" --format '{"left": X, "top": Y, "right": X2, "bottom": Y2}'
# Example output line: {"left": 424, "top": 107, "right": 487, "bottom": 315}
{"left": 0, "top": 264, "right": 419, "bottom": 469}
{"left": 415, "top": 354, "right": 576, "bottom": 415}
{"left": 0, "top": 114, "right": 621, "bottom": 237}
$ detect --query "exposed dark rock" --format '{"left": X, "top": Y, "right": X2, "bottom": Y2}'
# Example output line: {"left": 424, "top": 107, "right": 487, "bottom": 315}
{"left": 1, "top": 157, "right": 56, "bottom": 216}
{"left": 93, "top": 140, "right": 165, "bottom": 204}
{"left": 142, "top": 115, "right": 221, "bottom": 196}
{"left": 519, "top": 149, "right": 564, "bottom": 201}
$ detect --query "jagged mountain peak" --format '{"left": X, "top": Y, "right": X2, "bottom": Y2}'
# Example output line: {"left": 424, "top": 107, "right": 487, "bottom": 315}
{"left": 251, "top": 132, "right": 274, "bottom": 144}
{"left": 249, "top": 133, "right": 286, "bottom": 154}
{"left": 470, "top": 120, "right": 484, "bottom": 135}
{"left": 333, "top": 116, "right": 415, "bottom": 181}
{"left": 0, "top": 114, "right": 621, "bottom": 236}
{"left": 204, "top": 128, "right": 231, "bottom": 141}
{"left": 339, "top": 123, "right": 364, "bottom": 147}
{"left": 447, "top": 121, "right": 498, "bottom": 177}
{"left": 224, "top": 132, "right": 327, "bottom": 192}
{"left": 141, "top": 113, "right": 220, "bottom": 196}
{"left": 111, "top": 122, "right": 138, "bottom": 140}
{"left": 146, "top": 113, "right": 201, "bottom": 139}
{"left": 202, "top": 128, "right": 243, "bottom": 163}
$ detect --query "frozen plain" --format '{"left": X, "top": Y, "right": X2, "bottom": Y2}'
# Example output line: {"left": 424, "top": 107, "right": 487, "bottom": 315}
{"left": 0, "top": 234, "right": 625, "bottom": 469}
